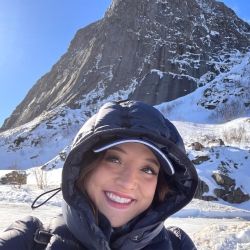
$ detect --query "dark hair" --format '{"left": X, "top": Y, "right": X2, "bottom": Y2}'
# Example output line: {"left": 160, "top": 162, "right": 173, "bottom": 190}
{"left": 154, "top": 169, "right": 170, "bottom": 204}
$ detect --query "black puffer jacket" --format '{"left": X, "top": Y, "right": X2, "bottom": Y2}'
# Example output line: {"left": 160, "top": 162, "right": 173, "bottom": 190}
{"left": 0, "top": 100, "right": 198, "bottom": 249}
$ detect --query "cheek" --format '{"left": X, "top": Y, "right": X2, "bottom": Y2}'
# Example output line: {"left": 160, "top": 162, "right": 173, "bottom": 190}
{"left": 150, "top": 180, "right": 158, "bottom": 197}
{"left": 84, "top": 166, "right": 109, "bottom": 195}
{"left": 84, "top": 169, "right": 101, "bottom": 196}
{"left": 140, "top": 178, "right": 158, "bottom": 199}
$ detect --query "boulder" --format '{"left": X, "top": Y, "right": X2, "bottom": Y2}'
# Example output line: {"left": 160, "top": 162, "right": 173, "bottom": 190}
{"left": 212, "top": 172, "right": 235, "bottom": 188}
{"left": 194, "top": 178, "right": 218, "bottom": 201}
{"left": 0, "top": 170, "right": 27, "bottom": 186}
{"left": 214, "top": 187, "right": 250, "bottom": 203}
{"left": 212, "top": 173, "right": 250, "bottom": 203}
{"left": 191, "top": 142, "right": 204, "bottom": 151}
{"left": 192, "top": 155, "right": 210, "bottom": 165}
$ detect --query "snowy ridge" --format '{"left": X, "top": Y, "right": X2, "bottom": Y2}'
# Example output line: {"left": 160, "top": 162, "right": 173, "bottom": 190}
{"left": 0, "top": 106, "right": 85, "bottom": 169}
{"left": 156, "top": 50, "right": 250, "bottom": 123}
{"left": 3, "top": 0, "right": 250, "bottom": 130}
{"left": 0, "top": 78, "right": 139, "bottom": 170}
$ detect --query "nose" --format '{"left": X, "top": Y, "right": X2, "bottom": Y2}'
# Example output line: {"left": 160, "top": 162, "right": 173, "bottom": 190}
{"left": 116, "top": 166, "right": 138, "bottom": 190}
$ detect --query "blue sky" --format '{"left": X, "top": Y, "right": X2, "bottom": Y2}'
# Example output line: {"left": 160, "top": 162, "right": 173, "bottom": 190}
{"left": 0, "top": 0, "right": 249, "bottom": 127}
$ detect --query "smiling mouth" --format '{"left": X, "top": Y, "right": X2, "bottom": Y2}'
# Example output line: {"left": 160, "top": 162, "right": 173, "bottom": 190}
{"left": 104, "top": 191, "right": 135, "bottom": 207}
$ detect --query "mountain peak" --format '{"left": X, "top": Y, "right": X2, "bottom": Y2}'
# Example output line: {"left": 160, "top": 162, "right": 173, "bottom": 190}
{"left": 1, "top": 0, "right": 250, "bottom": 131}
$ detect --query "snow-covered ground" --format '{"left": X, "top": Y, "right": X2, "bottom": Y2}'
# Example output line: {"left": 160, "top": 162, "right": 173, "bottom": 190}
{"left": 0, "top": 202, "right": 249, "bottom": 250}
{"left": 0, "top": 167, "right": 250, "bottom": 250}
{"left": 0, "top": 180, "right": 250, "bottom": 250}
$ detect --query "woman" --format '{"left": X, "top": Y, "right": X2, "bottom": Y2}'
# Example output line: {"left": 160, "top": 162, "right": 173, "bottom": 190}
{"left": 0, "top": 100, "right": 198, "bottom": 249}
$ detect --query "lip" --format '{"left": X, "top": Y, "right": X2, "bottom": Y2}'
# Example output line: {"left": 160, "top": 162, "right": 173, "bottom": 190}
{"left": 104, "top": 191, "right": 136, "bottom": 209}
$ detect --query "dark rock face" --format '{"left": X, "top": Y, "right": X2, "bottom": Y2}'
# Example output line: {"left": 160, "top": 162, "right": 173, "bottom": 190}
{"left": 195, "top": 178, "right": 218, "bottom": 201}
{"left": 212, "top": 173, "right": 250, "bottom": 203}
{"left": 132, "top": 72, "right": 197, "bottom": 104}
{"left": 2, "top": 0, "right": 250, "bottom": 130}
{"left": 192, "top": 155, "right": 210, "bottom": 164}
{"left": 214, "top": 187, "right": 250, "bottom": 203}
{"left": 195, "top": 171, "right": 250, "bottom": 203}
{"left": 212, "top": 172, "right": 235, "bottom": 188}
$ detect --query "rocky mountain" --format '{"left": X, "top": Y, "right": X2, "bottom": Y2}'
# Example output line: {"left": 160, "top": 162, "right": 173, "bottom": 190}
{"left": 0, "top": 0, "right": 250, "bottom": 205}
{"left": 1, "top": 0, "right": 250, "bottom": 131}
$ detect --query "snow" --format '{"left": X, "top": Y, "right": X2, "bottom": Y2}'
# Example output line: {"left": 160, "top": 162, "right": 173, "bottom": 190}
{"left": 0, "top": 176, "right": 250, "bottom": 249}
{"left": 0, "top": 106, "right": 83, "bottom": 170}
{"left": 156, "top": 50, "right": 250, "bottom": 124}
{"left": 151, "top": 69, "right": 164, "bottom": 79}
{"left": 211, "top": 30, "right": 220, "bottom": 36}
{"left": 1, "top": 163, "right": 250, "bottom": 250}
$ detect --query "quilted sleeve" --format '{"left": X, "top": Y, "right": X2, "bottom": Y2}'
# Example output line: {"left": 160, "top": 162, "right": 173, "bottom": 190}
{"left": 0, "top": 216, "right": 42, "bottom": 250}
{"left": 167, "top": 226, "right": 197, "bottom": 250}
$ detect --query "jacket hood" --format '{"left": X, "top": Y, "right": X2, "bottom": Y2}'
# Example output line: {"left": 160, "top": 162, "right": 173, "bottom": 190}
{"left": 61, "top": 100, "right": 198, "bottom": 247}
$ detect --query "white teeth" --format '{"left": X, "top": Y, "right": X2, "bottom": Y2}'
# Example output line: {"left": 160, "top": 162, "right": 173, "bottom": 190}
{"left": 106, "top": 192, "right": 132, "bottom": 204}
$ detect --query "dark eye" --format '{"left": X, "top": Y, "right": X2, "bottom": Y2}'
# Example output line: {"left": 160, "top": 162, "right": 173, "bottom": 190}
{"left": 141, "top": 167, "right": 158, "bottom": 176}
{"left": 105, "top": 155, "right": 121, "bottom": 165}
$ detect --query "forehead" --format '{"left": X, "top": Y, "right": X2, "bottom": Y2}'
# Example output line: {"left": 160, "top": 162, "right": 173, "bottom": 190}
{"left": 107, "top": 142, "right": 160, "bottom": 165}
{"left": 110, "top": 142, "right": 153, "bottom": 152}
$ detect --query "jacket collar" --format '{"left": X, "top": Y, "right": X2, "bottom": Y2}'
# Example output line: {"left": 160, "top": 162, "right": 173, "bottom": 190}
{"left": 62, "top": 199, "right": 164, "bottom": 250}
{"left": 111, "top": 222, "right": 164, "bottom": 250}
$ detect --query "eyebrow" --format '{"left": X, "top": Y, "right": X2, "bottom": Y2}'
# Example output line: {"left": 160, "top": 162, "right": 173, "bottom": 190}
{"left": 108, "top": 147, "right": 160, "bottom": 168}
{"left": 109, "top": 146, "right": 126, "bottom": 154}
{"left": 146, "top": 158, "right": 160, "bottom": 168}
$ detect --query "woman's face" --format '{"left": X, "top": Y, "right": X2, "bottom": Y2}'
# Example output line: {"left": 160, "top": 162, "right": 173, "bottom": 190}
{"left": 84, "top": 142, "right": 160, "bottom": 227}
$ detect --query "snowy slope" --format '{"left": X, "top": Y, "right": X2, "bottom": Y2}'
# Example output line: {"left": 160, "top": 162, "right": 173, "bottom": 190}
{"left": 156, "top": 50, "right": 250, "bottom": 124}
{"left": 0, "top": 106, "right": 85, "bottom": 169}
{"left": 0, "top": 49, "right": 249, "bottom": 170}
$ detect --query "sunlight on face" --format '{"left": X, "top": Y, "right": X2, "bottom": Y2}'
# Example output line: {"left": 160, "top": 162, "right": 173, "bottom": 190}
{"left": 84, "top": 142, "right": 160, "bottom": 227}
